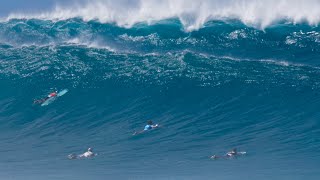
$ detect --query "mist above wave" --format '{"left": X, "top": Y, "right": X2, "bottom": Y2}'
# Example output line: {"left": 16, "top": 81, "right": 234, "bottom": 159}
{"left": 4, "top": 0, "right": 320, "bottom": 31}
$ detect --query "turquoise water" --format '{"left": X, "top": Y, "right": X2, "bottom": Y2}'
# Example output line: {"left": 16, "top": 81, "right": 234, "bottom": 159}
{"left": 0, "top": 17, "right": 320, "bottom": 179}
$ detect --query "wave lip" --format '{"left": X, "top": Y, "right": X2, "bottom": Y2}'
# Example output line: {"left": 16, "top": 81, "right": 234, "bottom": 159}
{"left": 3, "top": 0, "right": 320, "bottom": 31}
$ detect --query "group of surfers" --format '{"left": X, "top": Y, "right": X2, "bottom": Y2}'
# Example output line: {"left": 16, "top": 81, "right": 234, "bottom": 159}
{"left": 34, "top": 91, "right": 245, "bottom": 160}
{"left": 68, "top": 120, "right": 244, "bottom": 160}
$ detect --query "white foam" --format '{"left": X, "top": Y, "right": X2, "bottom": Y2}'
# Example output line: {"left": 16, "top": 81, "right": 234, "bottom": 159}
{"left": 4, "top": 0, "right": 320, "bottom": 31}
{"left": 119, "top": 33, "right": 161, "bottom": 45}
{"left": 228, "top": 30, "right": 248, "bottom": 40}
{"left": 65, "top": 38, "right": 116, "bottom": 52}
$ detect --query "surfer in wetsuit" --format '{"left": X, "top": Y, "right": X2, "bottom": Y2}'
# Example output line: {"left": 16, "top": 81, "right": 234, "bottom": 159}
{"left": 226, "top": 148, "right": 238, "bottom": 157}
{"left": 211, "top": 148, "right": 241, "bottom": 159}
{"left": 34, "top": 91, "right": 58, "bottom": 104}
{"left": 68, "top": 147, "right": 97, "bottom": 160}
{"left": 133, "top": 120, "right": 159, "bottom": 135}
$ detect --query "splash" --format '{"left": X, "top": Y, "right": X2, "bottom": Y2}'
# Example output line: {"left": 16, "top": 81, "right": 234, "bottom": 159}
{"left": 4, "top": 0, "right": 320, "bottom": 31}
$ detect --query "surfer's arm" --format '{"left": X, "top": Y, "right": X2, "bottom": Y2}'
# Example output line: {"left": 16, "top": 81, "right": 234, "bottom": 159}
{"left": 133, "top": 130, "right": 145, "bottom": 135}
{"left": 211, "top": 155, "right": 223, "bottom": 159}
{"left": 33, "top": 99, "right": 45, "bottom": 104}
{"left": 34, "top": 96, "right": 51, "bottom": 104}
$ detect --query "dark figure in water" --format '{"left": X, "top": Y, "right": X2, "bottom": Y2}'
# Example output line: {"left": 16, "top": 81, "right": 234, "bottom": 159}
{"left": 211, "top": 148, "right": 246, "bottom": 159}
{"left": 34, "top": 91, "right": 57, "bottom": 104}
{"left": 133, "top": 120, "right": 159, "bottom": 135}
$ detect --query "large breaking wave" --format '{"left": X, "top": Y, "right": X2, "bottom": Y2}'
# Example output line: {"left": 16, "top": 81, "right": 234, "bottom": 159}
{"left": 1, "top": 1, "right": 320, "bottom": 180}
{"left": 4, "top": 0, "right": 320, "bottom": 31}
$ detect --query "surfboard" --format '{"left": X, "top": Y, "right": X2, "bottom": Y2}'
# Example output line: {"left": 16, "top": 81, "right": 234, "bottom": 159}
{"left": 226, "top": 151, "right": 247, "bottom": 156}
{"left": 41, "top": 89, "right": 68, "bottom": 106}
{"left": 57, "top": 89, "right": 68, "bottom": 97}
{"left": 211, "top": 151, "right": 247, "bottom": 159}
{"left": 67, "top": 152, "right": 97, "bottom": 160}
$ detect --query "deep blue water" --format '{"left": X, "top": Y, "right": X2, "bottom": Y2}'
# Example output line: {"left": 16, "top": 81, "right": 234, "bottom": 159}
{"left": 0, "top": 18, "right": 320, "bottom": 180}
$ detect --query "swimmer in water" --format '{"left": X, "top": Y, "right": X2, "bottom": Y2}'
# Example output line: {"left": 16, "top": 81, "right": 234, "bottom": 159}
{"left": 211, "top": 148, "right": 244, "bottom": 159}
{"left": 68, "top": 147, "right": 97, "bottom": 160}
{"left": 34, "top": 91, "right": 58, "bottom": 104}
{"left": 133, "top": 120, "right": 159, "bottom": 135}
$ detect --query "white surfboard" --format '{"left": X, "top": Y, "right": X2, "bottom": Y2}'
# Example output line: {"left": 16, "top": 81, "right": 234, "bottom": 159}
{"left": 57, "top": 89, "right": 68, "bottom": 97}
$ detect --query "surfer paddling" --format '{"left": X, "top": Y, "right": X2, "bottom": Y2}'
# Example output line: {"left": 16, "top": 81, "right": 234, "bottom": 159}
{"left": 34, "top": 91, "right": 58, "bottom": 104}
{"left": 133, "top": 120, "right": 159, "bottom": 135}
{"left": 68, "top": 147, "right": 97, "bottom": 160}
{"left": 210, "top": 148, "right": 246, "bottom": 159}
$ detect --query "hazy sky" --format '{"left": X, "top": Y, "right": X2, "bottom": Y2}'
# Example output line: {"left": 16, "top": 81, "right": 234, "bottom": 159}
{"left": 0, "top": 0, "right": 72, "bottom": 17}
{"left": 0, "top": 0, "right": 137, "bottom": 17}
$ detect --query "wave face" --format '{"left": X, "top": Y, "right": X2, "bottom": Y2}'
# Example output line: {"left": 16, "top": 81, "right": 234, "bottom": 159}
{"left": 1, "top": 12, "right": 320, "bottom": 180}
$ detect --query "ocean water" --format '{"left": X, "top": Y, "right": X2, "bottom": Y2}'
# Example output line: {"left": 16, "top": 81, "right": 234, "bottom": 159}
{"left": 0, "top": 1, "right": 320, "bottom": 180}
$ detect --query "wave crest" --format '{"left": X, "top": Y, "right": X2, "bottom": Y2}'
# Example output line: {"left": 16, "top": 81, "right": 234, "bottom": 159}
{"left": 4, "top": 0, "right": 320, "bottom": 31}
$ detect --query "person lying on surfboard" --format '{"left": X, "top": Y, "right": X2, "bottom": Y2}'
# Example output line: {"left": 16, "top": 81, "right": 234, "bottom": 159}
{"left": 133, "top": 120, "right": 159, "bottom": 135}
{"left": 226, "top": 148, "right": 238, "bottom": 157}
{"left": 68, "top": 147, "right": 97, "bottom": 160}
{"left": 210, "top": 148, "right": 246, "bottom": 159}
{"left": 34, "top": 91, "right": 58, "bottom": 104}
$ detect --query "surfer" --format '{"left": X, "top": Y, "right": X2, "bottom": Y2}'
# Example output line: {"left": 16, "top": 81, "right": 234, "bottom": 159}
{"left": 211, "top": 148, "right": 244, "bottom": 159}
{"left": 226, "top": 148, "right": 238, "bottom": 157}
{"left": 79, "top": 147, "right": 96, "bottom": 158}
{"left": 34, "top": 91, "right": 58, "bottom": 104}
{"left": 133, "top": 120, "right": 159, "bottom": 135}
{"left": 68, "top": 147, "right": 97, "bottom": 160}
